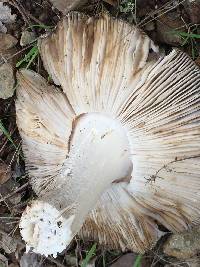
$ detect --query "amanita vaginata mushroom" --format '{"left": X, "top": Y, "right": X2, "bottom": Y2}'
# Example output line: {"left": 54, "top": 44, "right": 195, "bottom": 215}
{"left": 16, "top": 12, "right": 200, "bottom": 257}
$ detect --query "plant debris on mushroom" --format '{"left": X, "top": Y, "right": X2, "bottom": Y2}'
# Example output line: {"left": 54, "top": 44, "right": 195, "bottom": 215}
{"left": 16, "top": 12, "right": 200, "bottom": 257}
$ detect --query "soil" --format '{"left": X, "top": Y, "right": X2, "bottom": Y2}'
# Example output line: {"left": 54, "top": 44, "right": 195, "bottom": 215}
{"left": 0, "top": 0, "right": 200, "bottom": 267}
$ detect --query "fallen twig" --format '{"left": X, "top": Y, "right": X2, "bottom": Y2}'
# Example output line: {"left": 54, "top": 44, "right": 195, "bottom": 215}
{"left": 0, "top": 182, "right": 29, "bottom": 204}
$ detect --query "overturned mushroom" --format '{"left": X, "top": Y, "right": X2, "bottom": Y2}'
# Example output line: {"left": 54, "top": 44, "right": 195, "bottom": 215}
{"left": 16, "top": 12, "right": 200, "bottom": 257}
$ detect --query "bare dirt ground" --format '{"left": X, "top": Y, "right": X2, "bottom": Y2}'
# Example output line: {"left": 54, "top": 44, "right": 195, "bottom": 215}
{"left": 0, "top": 0, "right": 200, "bottom": 266}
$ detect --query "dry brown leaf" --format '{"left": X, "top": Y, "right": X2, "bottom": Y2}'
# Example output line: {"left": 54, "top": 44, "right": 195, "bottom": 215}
{"left": 0, "top": 231, "right": 18, "bottom": 254}
{"left": 109, "top": 253, "right": 149, "bottom": 267}
{"left": 195, "top": 57, "right": 200, "bottom": 68}
{"left": 110, "top": 254, "right": 141, "bottom": 267}
{"left": 0, "top": 162, "right": 11, "bottom": 185}
{"left": 0, "top": 33, "right": 17, "bottom": 52}
{"left": 103, "top": 0, "right": 118, "bottom": 6}
{"left": 0, "top": 179, "right": 22, "bottom": 207}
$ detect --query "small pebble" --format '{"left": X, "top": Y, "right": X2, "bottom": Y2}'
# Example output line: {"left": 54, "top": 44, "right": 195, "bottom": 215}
{"left": 20, "top": 30, "right": 36, "bottom": 47}
{"left": 163, "top": 226, "right": 200, "bottom": 260}
{"left": 0, "top": 63, "right": 15, "bottom": 99}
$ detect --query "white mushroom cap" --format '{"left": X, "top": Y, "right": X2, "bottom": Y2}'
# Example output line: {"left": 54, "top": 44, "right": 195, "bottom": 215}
{"left": 16, "top": 12, "right": 200, "bottom": 256}
{"left": 20, "top": 200, "right": 74, "bottom": 257}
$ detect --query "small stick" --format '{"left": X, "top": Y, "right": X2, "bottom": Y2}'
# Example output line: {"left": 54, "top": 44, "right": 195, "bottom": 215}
{"left": 0, "top": 182, "right": 29, "bottom": 203}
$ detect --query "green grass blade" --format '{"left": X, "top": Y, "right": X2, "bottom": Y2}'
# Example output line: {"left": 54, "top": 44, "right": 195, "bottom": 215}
{"left": 133, "top": 254, "right": 143, "bottom": 267}
{"left": 102, "top": 252, "right": 106, "bottom": 267}
{"left": 81, "top": 243, "right": 96, "bottom": 267}
{"left": 16, "top": 45, "right": 38, "bottom": 68}
{"left": 177, "top": 32, "right": 200, "bottom": 39}
{"left": 181, "top": 35, "right": 190, "bottom": 46}
{"left": 0, "top": 119, "right": 17, "bottom": 149}
{"left": 25, "top": 46, "right": 39, "bottom": 69}
{"left": 171, "top": 30, "right": 200, "bottom": 39}
{"left": 0, "top": 120, "right": 24, "bottom": 159}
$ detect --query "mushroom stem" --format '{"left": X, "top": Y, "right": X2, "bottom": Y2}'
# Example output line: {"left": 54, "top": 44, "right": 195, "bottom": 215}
{"left": 65, "top": 113, "right": 132, "bottom": 230}
{"left": 20, "top": 200, "right": 75, "bottom": 257}
{"left": 20, "top": 113, "right": 132, "bottom": 256}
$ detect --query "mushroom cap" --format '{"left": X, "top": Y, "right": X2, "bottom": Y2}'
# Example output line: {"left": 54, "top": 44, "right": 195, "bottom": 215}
{"left": 16, "top": 12, "right": 200, "bottom": 255}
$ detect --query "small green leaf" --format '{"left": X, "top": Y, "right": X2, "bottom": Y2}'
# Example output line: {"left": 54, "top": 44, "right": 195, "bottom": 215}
{"left": 81, "top": 243, "right": 96, "bottom": 267}
{"left": 133, "top": 254, "right": 143, "bottom": 267}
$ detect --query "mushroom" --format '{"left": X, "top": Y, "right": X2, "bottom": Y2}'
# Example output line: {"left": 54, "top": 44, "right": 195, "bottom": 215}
{"left": 16, "top": 12, "right": 200, "bottom": 257}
